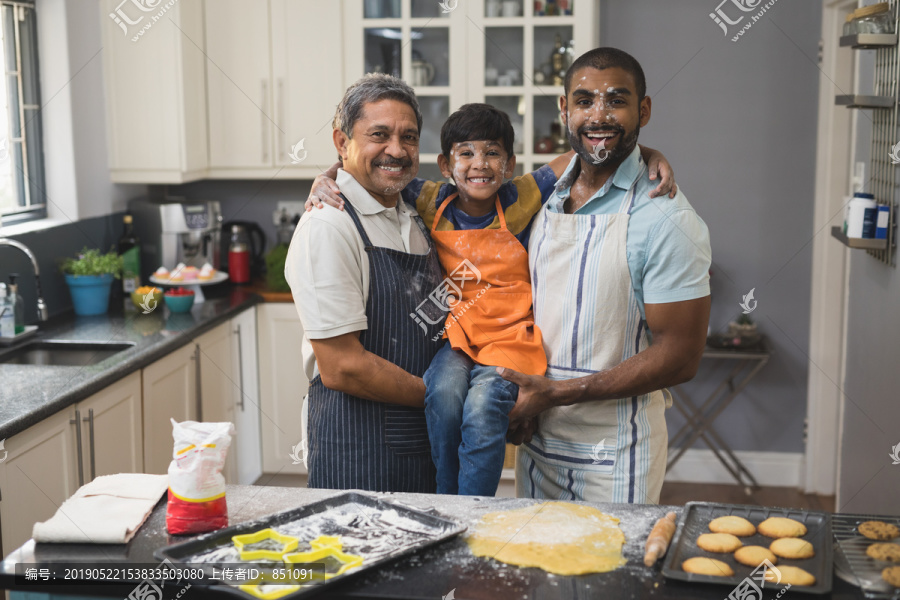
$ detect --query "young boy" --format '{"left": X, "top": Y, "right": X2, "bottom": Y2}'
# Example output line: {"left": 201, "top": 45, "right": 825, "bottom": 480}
{"left": 307, "top": 103, "right": 674, "bottom": 495}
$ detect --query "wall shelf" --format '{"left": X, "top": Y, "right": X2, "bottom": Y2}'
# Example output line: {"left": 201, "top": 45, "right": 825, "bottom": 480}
{"left": 835, "top": 94, "right": 895, "bottom": 108}
{"left": 830, "top": 226, "right": 889, "bottom": 250}
{"left": 839, "top": 33, "right": 898, "bottom": 49}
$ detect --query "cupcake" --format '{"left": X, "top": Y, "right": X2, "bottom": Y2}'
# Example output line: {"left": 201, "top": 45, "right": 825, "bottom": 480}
{"left": 182, "top": 266, "right": 199, "bottom": 281}
{"left": 154, "top": 266, "right": 170, "bottom": 279}
{"left": 169, "top": 262, "right": 186, "bottom": 282}
{"left": 198, "top": 262, "right": 216, "bottom": 281}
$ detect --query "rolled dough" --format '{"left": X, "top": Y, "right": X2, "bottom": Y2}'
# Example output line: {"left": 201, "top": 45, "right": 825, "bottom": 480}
{"left": 466, "top": 502, "right": 627, "bottom": 575}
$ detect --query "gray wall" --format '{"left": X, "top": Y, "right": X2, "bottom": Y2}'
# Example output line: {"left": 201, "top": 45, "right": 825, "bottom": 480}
{"left": 601, "top": 0, "right": 822, "bottom": 453}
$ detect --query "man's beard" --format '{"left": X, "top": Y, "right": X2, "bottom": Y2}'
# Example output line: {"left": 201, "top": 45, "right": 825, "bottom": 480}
{"left": 565, "top": 118, "right": 640, "bottom": 168}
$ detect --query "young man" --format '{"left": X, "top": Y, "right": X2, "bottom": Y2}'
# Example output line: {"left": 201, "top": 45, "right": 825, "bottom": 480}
{"left": 500, "top": 47, "right": 712, "bottom": 504}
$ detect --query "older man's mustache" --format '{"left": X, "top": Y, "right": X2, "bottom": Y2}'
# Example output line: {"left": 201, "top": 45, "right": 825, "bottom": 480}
{"left": 374, "top": 158, "right": 413, "bottom": 168}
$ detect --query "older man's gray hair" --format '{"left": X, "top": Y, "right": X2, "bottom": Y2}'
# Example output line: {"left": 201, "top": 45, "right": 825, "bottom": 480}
{"left": 333, "top": 73, "right": 423, "bottom": 138}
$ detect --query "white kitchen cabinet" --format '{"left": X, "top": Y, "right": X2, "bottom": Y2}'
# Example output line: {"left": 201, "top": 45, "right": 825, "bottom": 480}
{"left": 77, "top": 371, "right": 144, "bottom": 481}
{"left": 258, "top": 303, "right": 308, "bottom": 474}
{"left": 232, "top": 307, "right": 263, "bottom": 485}
{"left": 204, "top": 0, "right": 345, "bottom": 178}
{"left": 0, "top": 409, "right": 79, "bottom": 555}
{"left": 142, "top": 344, "right": 197, "bottom": 475}
{"left": 0, "top": 373, "right": 143, "bottom": 555}
{"left": 196, "top": 321, "right": 238, "bottom": 484}
{"left": 100, "top": 0, "right": 208, "bottom": 183}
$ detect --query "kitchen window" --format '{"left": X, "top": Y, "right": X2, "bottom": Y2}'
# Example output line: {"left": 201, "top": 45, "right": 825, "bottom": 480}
{"left": 0, "top": 0, "right": 44, "bottom": 226}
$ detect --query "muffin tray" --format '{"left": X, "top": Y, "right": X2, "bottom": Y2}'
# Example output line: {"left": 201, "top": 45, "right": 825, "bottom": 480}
{"left": 662, "top": 502, "right": 832, "bottom": 595}
{"left": 155, "top": 492, "right": 466, "bottom": 599}
{"left": 832, "top": 513, "right": 900, "bottom": 599}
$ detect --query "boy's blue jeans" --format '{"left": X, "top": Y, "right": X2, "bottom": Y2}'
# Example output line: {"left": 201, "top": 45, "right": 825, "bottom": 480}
{"left": 423, "top": 342, "right": 518, "bottom": 495}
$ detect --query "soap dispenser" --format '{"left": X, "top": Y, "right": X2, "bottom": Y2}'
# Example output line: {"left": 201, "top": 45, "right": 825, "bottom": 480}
{"left": 0, "top": 283, "right": 13, "bottom": 338}
{"left": 8, "top": 273, "right": 24, "bottom": 334}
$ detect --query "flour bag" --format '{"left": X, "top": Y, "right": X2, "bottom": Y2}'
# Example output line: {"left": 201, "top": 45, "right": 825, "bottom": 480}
{"left": 166, "top": 419, "right": 235, "bottom": 534}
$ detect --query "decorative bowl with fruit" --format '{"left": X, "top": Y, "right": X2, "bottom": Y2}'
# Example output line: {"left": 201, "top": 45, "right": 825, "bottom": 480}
{"left": 131, "top": 286, "right": 164, "bottom": 313}
{"left": 164, "top": 287, "right": 195, "bottom": 313}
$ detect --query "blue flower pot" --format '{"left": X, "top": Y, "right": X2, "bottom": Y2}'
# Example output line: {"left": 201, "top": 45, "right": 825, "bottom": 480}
{"left": 65, "top": 273, "right": 114, "bottom": 316}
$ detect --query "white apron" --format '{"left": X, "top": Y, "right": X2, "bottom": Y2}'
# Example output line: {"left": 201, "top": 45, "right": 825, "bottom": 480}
{"left": 518, "top": 163, "right": 668, "bottom": 504}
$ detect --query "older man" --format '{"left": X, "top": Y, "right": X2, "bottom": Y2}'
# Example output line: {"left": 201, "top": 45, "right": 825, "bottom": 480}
{"left": 285, "top": 74, "right": 446, "bottom": 492}
{"left": 500, "top": 48, "right": 712, "bottom": 504}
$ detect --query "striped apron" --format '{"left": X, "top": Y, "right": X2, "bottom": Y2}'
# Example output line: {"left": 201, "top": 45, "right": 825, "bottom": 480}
{"left": 518, "top": 164, "right": 668, "bottom": 504}
{"left": 306, "top": 198, "right": 446, "bottom": 493}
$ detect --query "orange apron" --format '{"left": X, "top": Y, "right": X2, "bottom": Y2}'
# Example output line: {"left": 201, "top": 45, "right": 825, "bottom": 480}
{"left": 430, "top": 193, "right": 546, "bottom": 376}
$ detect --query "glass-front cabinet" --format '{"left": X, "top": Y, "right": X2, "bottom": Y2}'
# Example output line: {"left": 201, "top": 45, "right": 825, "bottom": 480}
{"left": 344, "top": 0, "right": 600, "bottom": 178}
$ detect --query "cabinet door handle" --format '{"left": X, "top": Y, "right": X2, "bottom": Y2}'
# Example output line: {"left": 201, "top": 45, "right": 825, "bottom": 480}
{"left": 234, "top": 324, "right": 245, "bottom": 412}
{"left": 194, "top": 344, "right": 203, "bottom": 421}
{"left": 261, "top": 80, "right": 269, "bottom": 164}
{"left": 82, "top": 409, "right": 95, "bottom": 482}
{"left": 70, "top": 409, "right": 84, "bottom": 487}
{"left": 277, "top": 78, "right": 286, "bottom": 164}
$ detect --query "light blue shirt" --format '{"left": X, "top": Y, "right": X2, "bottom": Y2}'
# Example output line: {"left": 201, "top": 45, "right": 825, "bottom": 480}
{"left": 547, "top": 147, "right": 711, "bottom": 318}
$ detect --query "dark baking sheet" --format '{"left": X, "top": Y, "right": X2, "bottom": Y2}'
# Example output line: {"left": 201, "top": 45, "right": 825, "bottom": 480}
{"left": 154, "top": 491, "right": 466, "bottom": 599}
{"left": 832, "top": 513, "right": 900, "bottom": 599}
{"left": 662, "top": 501, "right": 833, "bottom": 595}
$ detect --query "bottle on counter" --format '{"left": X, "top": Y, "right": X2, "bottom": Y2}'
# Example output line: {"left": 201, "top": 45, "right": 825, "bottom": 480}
{"left": 0, "top": 283, "right": 14, "bottom": 338}
{"left": 8, "top": 274, "right": 24, "bottom": 334}
{"left": 118, "top": 214, "right": 141, "bottom": 293}
{"left": 228, "top": 224, "right": 251, "bottom": 284}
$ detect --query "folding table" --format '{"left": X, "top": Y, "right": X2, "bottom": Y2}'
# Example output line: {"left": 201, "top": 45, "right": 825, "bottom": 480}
{"left": 666, "top": 338, "right": 770, "bottom": 494}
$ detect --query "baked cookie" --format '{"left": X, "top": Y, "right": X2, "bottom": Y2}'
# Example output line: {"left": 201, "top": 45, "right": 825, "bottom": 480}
{"left": 770, "top": 537, "right": 815, "bottom": 559}
{"left": 734, "top": 545, "right": 777, "bottom": 567}
{"left": 682, "top": 556, "right": 734, "bottom": 577}
{"left": 709, "top": 515, "right": 756, "bottom": 537}
{"left": 697, "top": 533, "right": 743, "bottom": 553}
{"left": 881, "top": 566, "right": 900, "bottom": 588}
{"left": 867, "top": 543, "right": 900, "bottom": 562}
{"left": 859, "top": 521, "right": 900, "bottom": 541}
{"left": 766, "top": 565, "right": 816, "bottom": 587}
{"left": 758, "top": 517, "right": 807, "bottom": 538}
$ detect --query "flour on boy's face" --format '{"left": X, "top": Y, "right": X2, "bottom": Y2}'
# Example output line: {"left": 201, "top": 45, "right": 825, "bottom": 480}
{"left": 439, "top": 139, "right": 515, "bottom": 215}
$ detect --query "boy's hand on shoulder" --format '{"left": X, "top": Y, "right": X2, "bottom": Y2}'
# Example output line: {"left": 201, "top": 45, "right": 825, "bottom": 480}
{"left": 306, "top": 163, "right": 345, "bottom": 212}
{"left": 640, "top": 145, "right": 678, "bottom": 199}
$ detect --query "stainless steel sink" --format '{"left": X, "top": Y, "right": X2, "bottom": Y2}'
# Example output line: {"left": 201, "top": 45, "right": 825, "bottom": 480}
{"left": 0, "top": 340, "right": 136, "bottom": 366}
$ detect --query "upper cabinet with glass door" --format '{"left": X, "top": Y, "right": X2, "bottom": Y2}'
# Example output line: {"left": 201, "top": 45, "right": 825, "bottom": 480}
{"left": 469, "top": 0, "right": 598, "bottom": 174}
{"left": 343, "top": 0, "right": 598, "bottom": 180}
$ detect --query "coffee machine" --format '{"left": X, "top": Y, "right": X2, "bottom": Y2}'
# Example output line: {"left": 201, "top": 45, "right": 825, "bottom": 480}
{"left": 128, "top": 198, "right": 223, "bottom": 283}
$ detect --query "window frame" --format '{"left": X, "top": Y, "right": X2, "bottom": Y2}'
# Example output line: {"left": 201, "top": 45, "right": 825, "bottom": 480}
{"left": 0, "top": 0, "right": 45, "bottom": 227}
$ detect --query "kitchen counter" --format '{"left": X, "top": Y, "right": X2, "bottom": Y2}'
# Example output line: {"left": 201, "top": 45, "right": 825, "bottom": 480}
{"left": 0, "top": 285, "right": 262, "bottom": 440}
{"left": 0, "top": 486, "right": 868, "bottom": 599}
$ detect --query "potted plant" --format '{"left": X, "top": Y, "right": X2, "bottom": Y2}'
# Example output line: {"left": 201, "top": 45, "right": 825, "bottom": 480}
{"left": 60, "top": 247, "right": 122, "bottom": 316}
{"left": 727, "top": 313, "right": 760, "bottom": 344}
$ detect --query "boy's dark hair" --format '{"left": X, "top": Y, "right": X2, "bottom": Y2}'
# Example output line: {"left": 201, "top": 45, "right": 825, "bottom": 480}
{"left": 564, "top": 47, "right": 646, "bottom": 101}
{"left": 440, "top": 103, "right": 515, "bottom": 158}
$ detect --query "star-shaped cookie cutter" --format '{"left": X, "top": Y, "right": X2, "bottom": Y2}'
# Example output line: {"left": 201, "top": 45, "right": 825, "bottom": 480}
{"left": 232, "top": 528, "right": 300, "bottom": 561}
{"left": 283, "top": 536, "right": 363, "bottom": 580}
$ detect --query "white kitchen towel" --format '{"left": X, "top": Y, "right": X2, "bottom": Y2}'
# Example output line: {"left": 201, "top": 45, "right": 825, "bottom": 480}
{"left": 32, "top": 473, "right": 168, "bottom": 544}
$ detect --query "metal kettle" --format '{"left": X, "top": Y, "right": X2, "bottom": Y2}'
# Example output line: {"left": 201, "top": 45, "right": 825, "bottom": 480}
{"left": 220, "top": 221, "right": 266, "bottom": 278}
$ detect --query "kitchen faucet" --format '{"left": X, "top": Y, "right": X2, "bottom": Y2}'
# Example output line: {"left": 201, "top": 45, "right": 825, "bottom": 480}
{"left": 0, "top": 237, "right": 48, "bottom": 321}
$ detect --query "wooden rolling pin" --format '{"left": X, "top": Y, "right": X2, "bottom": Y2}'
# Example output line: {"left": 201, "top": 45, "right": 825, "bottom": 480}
{"left": 643, "top": 511, "right": 678, "bottom": 567}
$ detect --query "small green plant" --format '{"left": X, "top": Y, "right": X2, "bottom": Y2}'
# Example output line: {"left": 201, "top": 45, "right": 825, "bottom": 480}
{"left": 61, "top": 247, "right": 122, "bottom": 278}
{"left": 736, "top": 313, "right": 754, "bottom": 326}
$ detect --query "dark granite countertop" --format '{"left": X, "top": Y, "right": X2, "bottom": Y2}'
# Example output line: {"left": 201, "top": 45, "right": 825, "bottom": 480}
{"left": 0, "top": 286, "right": 262, "bottom": 440}
{"left": 0, "top": 486, "right": 867, "bottom": 599}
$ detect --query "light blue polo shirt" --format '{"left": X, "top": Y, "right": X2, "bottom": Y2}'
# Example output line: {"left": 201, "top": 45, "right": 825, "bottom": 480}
{"left": 546, "top": 147, "right": 711, "bottom": 318}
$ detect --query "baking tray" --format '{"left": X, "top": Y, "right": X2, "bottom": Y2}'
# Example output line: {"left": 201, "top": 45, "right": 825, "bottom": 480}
{"left": 662, "top": 502, "right": 832, "bottom": 595}
{"left": 832, "top": 512, "right": 900, "bottom": 599}
{"left": 155, "top": 492, "right": 466, "bottom": 599}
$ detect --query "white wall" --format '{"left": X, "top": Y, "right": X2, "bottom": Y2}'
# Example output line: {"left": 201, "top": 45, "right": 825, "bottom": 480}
{"left": 36, "top": 0, "right": 143, "bottom": 223}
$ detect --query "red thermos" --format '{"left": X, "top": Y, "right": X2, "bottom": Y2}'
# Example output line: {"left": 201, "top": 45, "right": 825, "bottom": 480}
{"left": 228, "top": 224, "right": 251, "bottom": 284}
